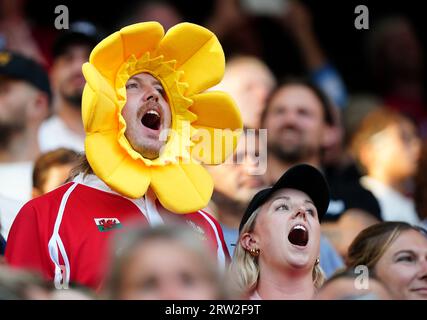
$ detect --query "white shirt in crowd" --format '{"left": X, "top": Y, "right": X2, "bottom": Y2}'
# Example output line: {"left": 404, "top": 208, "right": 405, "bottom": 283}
{"left": 361, "top": 176, "right": 420, "bottom": 225}
{"left": 0, "top": 162, "right": 32, "bottom": 239}
{"left": 0, "top": 161, "right": 33, "bottom": 202}
{"left": 0, "top": 195, "right": 25, "bottom": 240}
{"left": 38, "top": 115, "right": 85, "bottom": 153}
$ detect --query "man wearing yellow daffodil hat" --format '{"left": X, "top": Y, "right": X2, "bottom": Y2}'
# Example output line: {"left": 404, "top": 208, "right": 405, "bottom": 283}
{"left": 5, "top": 22, "right": 242, "bottom": 290}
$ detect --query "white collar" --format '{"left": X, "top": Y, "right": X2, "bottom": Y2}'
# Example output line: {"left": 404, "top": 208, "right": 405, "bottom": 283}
{"left": 72, "top": 173, "right": 164, "bottom": 225}
{"left": 72, "top": 173, "right": 118, "bottom": 195}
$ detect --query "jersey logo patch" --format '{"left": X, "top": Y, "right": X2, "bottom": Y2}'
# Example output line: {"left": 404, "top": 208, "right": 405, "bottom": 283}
{"left": 94, "top": 218, "right": 122, "bottom": 232}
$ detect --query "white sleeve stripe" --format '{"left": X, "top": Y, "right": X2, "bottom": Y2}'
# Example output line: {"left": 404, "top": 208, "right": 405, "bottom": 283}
{"left": 48, "top": 182, "right": 77, "bottom": 289}
{"left": 56, "top": 235, "right": 71, "bottom": 285}
{"left": 198, "top": 210, "right": 226, "bottom": 271}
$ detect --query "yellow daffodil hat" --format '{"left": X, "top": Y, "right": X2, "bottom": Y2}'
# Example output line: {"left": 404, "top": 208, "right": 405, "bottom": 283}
{"left": 81, "top": 21, "right": 242, "bottom": 213}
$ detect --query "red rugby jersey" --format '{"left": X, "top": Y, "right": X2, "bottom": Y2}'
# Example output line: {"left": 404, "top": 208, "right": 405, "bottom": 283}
{"left": 5, "top": 174, "right": 229, "bottom": 291}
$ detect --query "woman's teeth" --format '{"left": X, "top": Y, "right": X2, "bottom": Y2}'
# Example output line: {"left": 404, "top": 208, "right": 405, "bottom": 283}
{"left": 288, "top": 224, "right": 309, "bottom": 247}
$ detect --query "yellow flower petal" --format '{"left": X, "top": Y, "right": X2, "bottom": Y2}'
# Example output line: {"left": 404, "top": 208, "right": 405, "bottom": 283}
{"left": 120, "top": 22, "right": 164, "bottom": 61}
{"left": 89, "top": 22, "right": 164, "bottom": 86}
{"left": 157, "top": 23, "right": 225, "bottom": 96}
{"left": 190, "top": 91, "right": 242, "bottom": 129}
{"left": 150, "top": 163, "right": 213, "bottom": 213}
{"left": 189, "top": 91, "right": 242, "bottom": 164}
{"left": 89, "top": 32, "right": 123, "bottom": 87}
{"left": 85, "top": 131, "right": 126, "bottom": 181}
{"left": 103, "top": 156, "right": 151, "bottom": 199}
{"left": 82, "top": 63, "right": 119, "bottom": 134}
{"left": 82, "top": 21, "right": 242, "bottom": 213}
{"left": 85, "top": 132, "right": 151, "bottom": 198}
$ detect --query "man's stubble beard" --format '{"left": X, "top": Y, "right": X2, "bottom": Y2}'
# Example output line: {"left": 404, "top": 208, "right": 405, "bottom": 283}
{"left": 60, "top": 81, "right": 83, "bottom": 110}
{"left": 267, "top": 139, "right": 308, "bottom": 164}
{"left": 124, "top": 124, "right": 164, "bottom": 160}
{"left": 0, "top": 122, "right": 25, "bottom": 148}
{"left": 64, "top": 94, "right": 82, "bottom": 109}
{"left": 211, "top": 191, "right": 250, "bottom": 219}
{"left": 62, "top": 89, "right": 83, "bottom": 110}
{"left": 134, "top": 142, "right": 161, "bottom": 160}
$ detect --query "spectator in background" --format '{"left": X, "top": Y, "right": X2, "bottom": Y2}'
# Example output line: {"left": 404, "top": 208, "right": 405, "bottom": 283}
{"left": 0, "top": 51, "right": 51, "bottom": 200}
{"left": 207, "top": 129, "right": 267, "bottom": 255}
{"left": 116, "top": 0, "right": 183, "bottom": 31}
{"left": 208, "top": 1, "right": 347, "bottom": 111}
{"left": 206, "top": 0, "right": 262, "bottom": 58}
{"left": 342, "top": 94, "right": 381, "bottom": 148}
{"left": 351, "top": 108, "right": 421, "bottom": 225}
{"left": 32, "top": 148, "right": 79, "bottom": 198}
{"left": 104, "top": 225, "right": 229, "bottom": 300}
{"left": 214, "top": 55, "right": 276, "bottom": 129}
{"left": 347, "top": 222, "right": 427, "bottom": 300}
{"left": 315, "top": 268, "right": 391, "bottom": 300}
{"left": 0, "top": 0, "right": 46, "bottom": 65}
{"left": 0, "top": 51, "right": 50, "bottom": 241}
{"left": 261, "top": 78, "right": 380, "bottom": 260}
{"left": 366, "top": 15, "right": 427, "bottom": 138}
{"left": 230, "top": 164, "right": 328, "bottom": 299}
{"left": 0, "top": 266, "right": 52, "bottom": 299}
{"left": 415, "top": 141, "right": 427, "bottom": 229}
{"left": 281, "top": 1, "right": 348, "bottom": 109}
{"left": 38, "top": 21, "right": 101, "bottom": 153}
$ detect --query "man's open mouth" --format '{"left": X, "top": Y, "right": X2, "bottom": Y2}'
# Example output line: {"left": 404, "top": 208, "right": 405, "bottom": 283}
{"left": 141, "top": 109, "right": 161, "bottom": 130}
{"left": 288, "top": 224, "right": 309, "bottom": 247}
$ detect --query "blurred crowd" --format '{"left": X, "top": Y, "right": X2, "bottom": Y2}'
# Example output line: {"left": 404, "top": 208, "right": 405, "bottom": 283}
{"left": 0, "top": 0, "right": 426, "bottom": 300}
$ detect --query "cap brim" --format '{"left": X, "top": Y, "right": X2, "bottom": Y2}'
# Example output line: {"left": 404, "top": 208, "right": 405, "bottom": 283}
{"left": 239, "top": 188, "right": 272, "bottom": 232}
{"left": 239, "top": 164, "right": 330, "bottom": 232}
{"left": 271, "top": 164, "right": 330, "bottom": 220}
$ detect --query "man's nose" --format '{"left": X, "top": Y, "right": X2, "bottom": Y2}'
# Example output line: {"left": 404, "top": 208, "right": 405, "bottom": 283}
{"left": 143, "top": 87, "right": 160, "bottom": 102}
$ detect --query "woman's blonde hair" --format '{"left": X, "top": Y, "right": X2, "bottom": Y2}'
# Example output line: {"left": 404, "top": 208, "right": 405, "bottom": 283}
{"left": 229, "top": 206, "right": 325, "bottom": 296}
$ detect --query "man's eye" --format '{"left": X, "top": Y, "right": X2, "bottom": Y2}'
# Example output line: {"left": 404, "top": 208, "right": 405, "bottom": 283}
{"left": 126, "top": 82, "right": 138, "bottom": 89}
{"left": 155, "top": 86, "right": 165, "bottom": 94}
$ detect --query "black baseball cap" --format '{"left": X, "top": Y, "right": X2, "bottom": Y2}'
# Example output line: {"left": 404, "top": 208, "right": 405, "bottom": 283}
{"left": 0, "top": 51, "right": 52, "bottom": 101}
{"left": 239, "top": 164, "right": 330, "bottom": 232}
{"left": 52, "top": 21, "right": 102, "bottom": 58}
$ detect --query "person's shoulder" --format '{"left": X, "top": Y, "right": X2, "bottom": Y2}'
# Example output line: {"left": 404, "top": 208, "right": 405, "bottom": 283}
{"left": 191, "top": 208, "right": 221, "bottom": 225}
{"left": 39, "top": 115, "right": 63, "bottom": 130}
{"left": 172, "top": 208, "right": 221, "bottom": 230}
{"left": 26, "top": 182, "right": 76, "bottom": 212}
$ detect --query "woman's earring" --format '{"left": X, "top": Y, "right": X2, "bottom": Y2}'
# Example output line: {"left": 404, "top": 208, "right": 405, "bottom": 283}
{"left": 249, "top": 248, "right": 260, "bottom": 257}
{"left": 315, "top": 257, "right": 320, "bottom": 265}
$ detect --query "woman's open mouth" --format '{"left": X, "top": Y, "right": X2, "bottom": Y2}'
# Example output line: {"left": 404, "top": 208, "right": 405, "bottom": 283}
{"left": 288, "top": 224, "right": 309, "bottom": 247}
{"left": 141, "top": 109, "right": 161, "bottom": 131}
